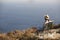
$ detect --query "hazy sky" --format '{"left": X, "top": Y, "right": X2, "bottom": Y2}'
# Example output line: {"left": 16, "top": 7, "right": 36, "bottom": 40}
{"left": 2, "top": 0, "right": 59, "bottom": 4}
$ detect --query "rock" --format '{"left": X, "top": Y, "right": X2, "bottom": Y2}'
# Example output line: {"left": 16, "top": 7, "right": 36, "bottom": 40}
{"left": 0, "top": 27, "right": 60, "bottom": 40}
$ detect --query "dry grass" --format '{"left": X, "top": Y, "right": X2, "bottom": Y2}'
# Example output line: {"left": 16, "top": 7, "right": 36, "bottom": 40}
{"left": 0, "top": 27, "right": 60, "bottom": 40}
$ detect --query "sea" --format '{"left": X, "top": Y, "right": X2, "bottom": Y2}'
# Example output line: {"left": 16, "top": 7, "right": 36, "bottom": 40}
{"left": 0, "top": 2, "right": 60, "bottom": 33}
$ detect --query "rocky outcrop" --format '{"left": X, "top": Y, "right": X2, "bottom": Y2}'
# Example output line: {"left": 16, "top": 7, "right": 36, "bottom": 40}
{"left": 0, "top": 27, "right": 60, "bottom": 40}
{"left": 0, "top": 27, "right": 37, "bottom": 40}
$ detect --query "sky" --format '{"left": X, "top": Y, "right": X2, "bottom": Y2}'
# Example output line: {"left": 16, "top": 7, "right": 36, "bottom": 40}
{"left": 2, "top": 0, "right": 59, "bottom": 4}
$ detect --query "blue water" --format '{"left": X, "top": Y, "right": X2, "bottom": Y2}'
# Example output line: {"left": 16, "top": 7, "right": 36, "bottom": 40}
{"left": 0, "top": 3, "right": 60, "bottom": 32}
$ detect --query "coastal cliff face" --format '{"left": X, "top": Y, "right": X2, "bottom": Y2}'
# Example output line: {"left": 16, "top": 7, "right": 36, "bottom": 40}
{"left": 0, "top": 27, "right": 38, "bottom": 40}
{"left": 0, "top": 24, "right": 60, "bottom": 40}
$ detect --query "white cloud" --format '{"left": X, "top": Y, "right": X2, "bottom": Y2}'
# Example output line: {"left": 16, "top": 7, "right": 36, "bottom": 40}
{"left": 2, "top": 0, "right": 59, "bottom": 4}
{"left": 2, "top": 0, "right": 28, "bottom": 3}
{"left": 34, "top": 0, "right": 57, "bottom": 3}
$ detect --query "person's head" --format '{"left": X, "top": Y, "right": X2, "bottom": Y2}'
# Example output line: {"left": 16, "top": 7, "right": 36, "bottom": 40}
{"left": 44, "top": 14, "right": 49, "bottom": 20}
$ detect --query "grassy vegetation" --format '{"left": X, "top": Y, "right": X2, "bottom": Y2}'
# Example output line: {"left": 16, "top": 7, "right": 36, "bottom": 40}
{"left": 0, "top": 24, "right": 60, "bottom": 40}
{"left": 0, "top": 27, "right": 38, "bottom": 40}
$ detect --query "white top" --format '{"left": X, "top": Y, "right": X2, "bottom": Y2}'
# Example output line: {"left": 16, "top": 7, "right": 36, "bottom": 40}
{"left": 45, "top": 20, "right": 53, "bottom": 24}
